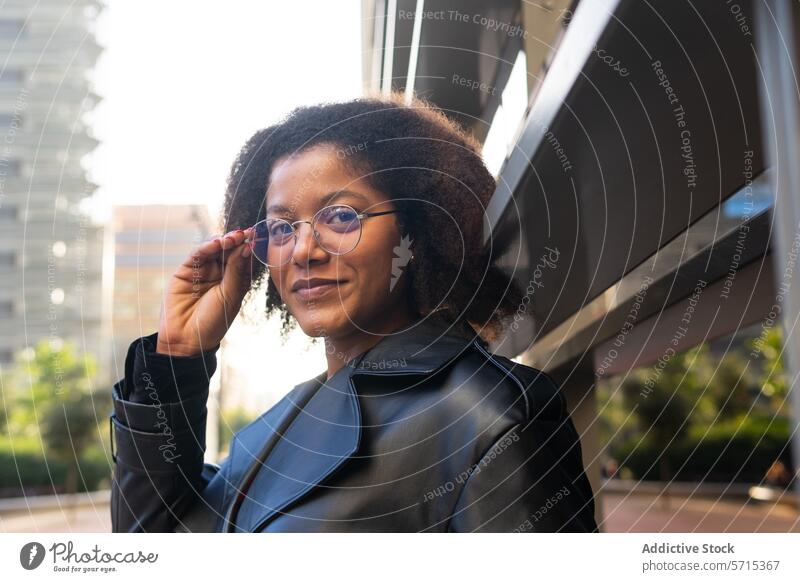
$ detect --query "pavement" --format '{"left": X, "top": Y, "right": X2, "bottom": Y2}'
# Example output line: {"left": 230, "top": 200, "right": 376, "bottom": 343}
{"left": 1, "top": 491, "right": 798, "bottom": 533}
{"left": 600, "top": 491, "right": 800, "bottom": 532}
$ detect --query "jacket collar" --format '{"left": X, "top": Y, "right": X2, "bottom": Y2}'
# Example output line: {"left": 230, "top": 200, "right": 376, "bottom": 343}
{"left": 348, "top": 310, "right": 484, "bottom": 376}
{"left": 229, "top": 311, "right": 483, "bottom": 532}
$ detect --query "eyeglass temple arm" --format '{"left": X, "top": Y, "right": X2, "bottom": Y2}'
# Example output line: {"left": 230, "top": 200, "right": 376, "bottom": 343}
{"left": 359, "top": 209, "right": 398, "bottom": 218}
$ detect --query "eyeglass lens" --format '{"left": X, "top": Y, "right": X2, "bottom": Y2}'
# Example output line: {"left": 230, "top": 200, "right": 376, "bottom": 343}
{"left": 249, "top": 205, "right": 363, "bottom": 267}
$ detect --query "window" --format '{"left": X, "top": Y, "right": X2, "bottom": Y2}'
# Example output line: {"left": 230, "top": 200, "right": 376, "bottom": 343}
{"left": 0, "top": 70, "right": 24, "bottom": 88}
{"left": 0, "top": 113, "right": 21, "bottom": 128}
{"left": 115, "top": 230, "right": 200, "bottom": 243}
{"left": 116, "top": 253, "right": 190, "bottom": 266}
{"left": 0, "top": 159, "right": 21, "bottom": 177}
{"left": 0, "top": 20, "right": 25, "bottom": 39}
{"left": 0, "top": 350, "right": 13, "bottom": 365}
{"left": 0, "top": 252, "right": 15, "bottom": 267}
{"left": 0, "top": 206, "right": 18, "bottom": 220}
{"left": 0, "top": 300, "right": 13, "bottom": 316}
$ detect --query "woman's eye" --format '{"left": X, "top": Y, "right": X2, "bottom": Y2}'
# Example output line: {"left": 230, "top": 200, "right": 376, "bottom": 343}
{"left": 326, "top": 207, "right": 357, "bottom": 224}
{"left": 269, "top": 222, "right": 293, "bottom": 238}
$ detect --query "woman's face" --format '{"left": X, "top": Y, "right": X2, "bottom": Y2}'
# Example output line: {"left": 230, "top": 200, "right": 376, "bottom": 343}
{"left": 265, "top": 144, "right": 411, "bottom": 339}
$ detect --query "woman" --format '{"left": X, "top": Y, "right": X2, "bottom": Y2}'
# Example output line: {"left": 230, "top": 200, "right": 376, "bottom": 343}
{"left": 109, "top": 92, "right": 598, "bottom": 533}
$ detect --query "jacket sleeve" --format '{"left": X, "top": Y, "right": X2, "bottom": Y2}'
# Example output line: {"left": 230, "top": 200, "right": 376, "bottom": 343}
{"left": 446, "top": 391, "right": 599, "bottom": 533}
{"left": 109, "top": 332, "right": 226, "bottom": 532}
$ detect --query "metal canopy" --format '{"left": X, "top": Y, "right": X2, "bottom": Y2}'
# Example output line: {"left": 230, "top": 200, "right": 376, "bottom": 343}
{"left": 483, "top": 0, "right": 766, "bottom": 363}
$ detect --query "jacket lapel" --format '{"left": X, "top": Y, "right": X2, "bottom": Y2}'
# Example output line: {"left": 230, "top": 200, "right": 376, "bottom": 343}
{"left": 231, "top": 370, "right": 361, "bottom": 532}
{"left": 230, "top": 312, "right": 482, "bottom": 531}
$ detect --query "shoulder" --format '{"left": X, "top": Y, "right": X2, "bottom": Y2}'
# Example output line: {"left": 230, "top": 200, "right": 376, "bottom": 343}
{"left": 440, "top": 339, "right": 567, "bottom": 427}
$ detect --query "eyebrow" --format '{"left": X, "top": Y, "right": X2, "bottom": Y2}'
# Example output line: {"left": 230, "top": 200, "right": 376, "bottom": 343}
{"left": 266, "top": 190, "right": 370, "bottom": 216}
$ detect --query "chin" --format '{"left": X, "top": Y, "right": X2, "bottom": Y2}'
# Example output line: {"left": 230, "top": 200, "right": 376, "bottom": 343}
{"left": 293, "top": 305, "right": 349, "bottom": 338}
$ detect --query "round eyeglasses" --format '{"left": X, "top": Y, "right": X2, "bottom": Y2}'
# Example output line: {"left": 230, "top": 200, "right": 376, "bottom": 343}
{"left": 245, "top": 203, "right": 399, "bottom": 267}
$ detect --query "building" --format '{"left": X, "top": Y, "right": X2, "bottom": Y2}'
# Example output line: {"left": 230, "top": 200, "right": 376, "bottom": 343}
{"left": 361, "top": 0, "right": 800, "bottom": 525}
{"left": 110, "top": 203, "right": 227, "bottom": 456}
{"left": 110, "top": 204, "right": 217, "bottom": 372}
{"left": 0, "top": 1, "right": 106, "bottom": 378}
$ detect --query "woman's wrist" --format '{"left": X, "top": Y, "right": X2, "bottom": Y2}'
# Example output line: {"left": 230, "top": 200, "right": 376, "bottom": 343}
{"left": 154, "top": 339, "right": 202, "bottom": 357}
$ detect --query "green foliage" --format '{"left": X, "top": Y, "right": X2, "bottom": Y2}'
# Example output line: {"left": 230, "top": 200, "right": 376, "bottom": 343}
{"left": 218, "top": 407, "right": 257, "bottom": 455}
{"left": 0, "top": 436, "right": 111, "bottom": 497}
{"left": 1, "top": 339, "right": 108, "bottom": 495}
{"left": 0, "top": 397, "right": 7, "bottom": 434}
{"left": 599, "top": 330, "right": 792, "bottom": 483}
{"left": 612, "top": 415, "right": 791, "bottom": 483}
{"left": 748, "top": 326, "right": 788, "bottom": 412}
{"left": 615, "top": 346, "right": 707, "bottom": 480}
{"left": 5, "top": 339, "right": 96, "bottom": 428}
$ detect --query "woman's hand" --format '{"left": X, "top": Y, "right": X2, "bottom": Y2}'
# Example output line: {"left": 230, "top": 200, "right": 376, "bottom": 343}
{"left": 155, "top": 228, "right": 254, "bottom": 356}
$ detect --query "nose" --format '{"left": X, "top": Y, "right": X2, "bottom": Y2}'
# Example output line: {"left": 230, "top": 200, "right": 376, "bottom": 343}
{"left": 291, "top": 221, "right": 328, "bottom": 267}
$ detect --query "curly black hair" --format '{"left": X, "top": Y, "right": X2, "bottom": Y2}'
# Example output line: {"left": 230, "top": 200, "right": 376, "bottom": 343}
{"left": 222, "top": 91, "right": 524, "bottom": 343}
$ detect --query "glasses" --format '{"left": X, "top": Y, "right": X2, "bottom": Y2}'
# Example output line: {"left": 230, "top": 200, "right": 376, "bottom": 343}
{"left": 245, "top": 203, "right": 399, "bottom": 267}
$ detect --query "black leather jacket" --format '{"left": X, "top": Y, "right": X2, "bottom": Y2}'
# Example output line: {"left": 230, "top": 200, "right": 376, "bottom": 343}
{"left": 109, "top": 312, "right": 598, "bottom": 532}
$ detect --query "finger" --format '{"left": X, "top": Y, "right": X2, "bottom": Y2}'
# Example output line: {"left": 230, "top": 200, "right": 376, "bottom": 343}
{"left": 219, "top": 243, "right": 255, "bottom": 307}
{"left": 182, "top": 235, "right": 224, "bottom": 268}
{"left": 218, "top": 229, "right": 248, "bottom": 252}
{"left": 219, "top": 230, "right": 255, "bottom": 272}
{"left": 229, "top": 235, "right": 256, "bottom": 274}
{"left": 184, "top": 227, "right": 250, "bottom": 273}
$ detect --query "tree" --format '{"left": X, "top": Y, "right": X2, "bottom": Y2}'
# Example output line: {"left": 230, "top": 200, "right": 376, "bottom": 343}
{"left": 704, "top": 351, "right": 758, "bottom": 420}
{"left": 0, "top": 386, "right": 7, "bottom": 434}
{"left": 40, "top": 389, "right": 105, "bottom": 495}
{"left": 7, "top": 338, "right": 105, "bottom": 495}
{"left": 618, "top": 346, "right": 709, "bottom": 498}
{"left": 748, "top": 326, "right": 789, "bottom": 416}
{"left": 603, "top": 330, "right": 793, "bottom": 488}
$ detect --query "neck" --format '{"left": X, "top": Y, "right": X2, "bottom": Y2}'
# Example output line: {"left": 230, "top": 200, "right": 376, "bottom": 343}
{"left": 324, "top": 304, "right": 418, "bottom": 380}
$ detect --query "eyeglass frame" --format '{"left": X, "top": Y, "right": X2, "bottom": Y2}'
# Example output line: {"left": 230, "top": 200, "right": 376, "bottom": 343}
{"left": 244, "top": 203, "right": 400, "bottom": 267}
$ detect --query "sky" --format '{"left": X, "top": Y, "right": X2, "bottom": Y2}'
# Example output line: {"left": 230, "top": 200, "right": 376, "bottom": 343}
{"left": 88, "top": 0, "right": 364, "bottom": 219}
{"left": 86, "top": 1, "right": 366, "bottom": 414}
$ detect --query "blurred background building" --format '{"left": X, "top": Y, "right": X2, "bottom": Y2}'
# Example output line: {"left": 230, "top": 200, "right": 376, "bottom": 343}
{"left": 110, "top": 204, "right": 215, "bottom": 375}
{"left": 0, "top": 0, "right": 107, "bottom": 379}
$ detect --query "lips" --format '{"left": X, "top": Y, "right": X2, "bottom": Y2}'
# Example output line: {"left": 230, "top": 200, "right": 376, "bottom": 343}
{"left": 291, "top": 278, "right": 347, "bottom": 301}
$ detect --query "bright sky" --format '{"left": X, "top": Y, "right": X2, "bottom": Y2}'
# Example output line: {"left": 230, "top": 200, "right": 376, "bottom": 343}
{"left": 87, "top": 1, "right": 366, "bottom": 416}
{"left": 88, "top": 0, "right": 364, "bottom": 217}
